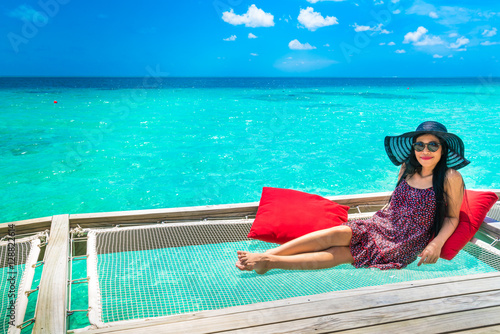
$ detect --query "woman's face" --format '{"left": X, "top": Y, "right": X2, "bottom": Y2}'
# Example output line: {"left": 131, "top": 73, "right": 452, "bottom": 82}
{"left": 414, "top": 134, "right": 442, "bottom": 170}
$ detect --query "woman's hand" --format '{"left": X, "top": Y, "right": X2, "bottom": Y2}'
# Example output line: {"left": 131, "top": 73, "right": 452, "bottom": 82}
{"left": 417, "top": 170, "right": 464, "bottom": 267}
{"left": 417, "top": 240, "right": 443, "bottom": 266}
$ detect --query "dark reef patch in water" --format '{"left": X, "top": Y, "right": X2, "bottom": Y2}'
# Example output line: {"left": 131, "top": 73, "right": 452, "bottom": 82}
{"left": 0, "top": 133, "right": 59, "bottom": 156}
{"left": 249, "top": 94, "right": 315, "bottom": 102}
{"left": 304, "top": 91, "right": 427, "bottom": 100}
{"left": 415, "top": 91, "right": 495, "bottom": 96}
{"left": 299, "top": 103, "right": 345, "bottom": 109}
{"left": 249, "top": 91, "right": 427, "bottom": 101}
{"left": 23, "top": 90, "right": 54, "bottom": 94}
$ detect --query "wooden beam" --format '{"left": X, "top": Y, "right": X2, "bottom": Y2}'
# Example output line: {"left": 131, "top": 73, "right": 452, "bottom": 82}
{"left": 0, "top": 216, "right": 52, "bottom": 236}
{"left": 33, "top": 214, "right": 69, "bottom": 333}
{"left": 69, "top": 202, "right": 260, "bottom": 227}
{"left": 67, "top": 192, "right": 393, "bottom": 227}
{"left": 481, "top": 219, "right": 500, "bottom": 238}
{"left": 70, "top": 190, "right": 500, "bottom": 226}
{"left": 1, "top": 189, "right": 498, "bottom": 235}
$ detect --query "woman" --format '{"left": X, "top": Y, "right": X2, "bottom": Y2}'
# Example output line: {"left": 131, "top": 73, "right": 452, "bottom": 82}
{"left": 236, "top": 121, "right": 469, "bottom": 274}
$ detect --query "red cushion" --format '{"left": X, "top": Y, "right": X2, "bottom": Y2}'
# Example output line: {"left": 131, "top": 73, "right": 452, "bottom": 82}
{"left": 440, "top": 190, "right": 498, "bottom": 260}
{"left": 247, "top": 187, "right": 350, "bottom": 244}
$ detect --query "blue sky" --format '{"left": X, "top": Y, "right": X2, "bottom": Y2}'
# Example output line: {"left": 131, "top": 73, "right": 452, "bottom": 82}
{"left": 1, "top": 0, "right": 499, "bottom": 77}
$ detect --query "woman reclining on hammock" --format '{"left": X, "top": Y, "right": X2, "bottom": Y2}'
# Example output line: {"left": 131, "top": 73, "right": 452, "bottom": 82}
{"left": 236, "top": 121, "right": 468, "bottom": 274}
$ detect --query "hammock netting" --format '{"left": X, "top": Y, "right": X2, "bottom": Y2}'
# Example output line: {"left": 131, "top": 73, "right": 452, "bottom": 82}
{"left": 82, "top": 210, "right": 500, "bottom": 328}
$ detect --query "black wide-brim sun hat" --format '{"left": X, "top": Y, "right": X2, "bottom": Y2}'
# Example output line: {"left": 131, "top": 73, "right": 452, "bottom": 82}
{"left": 384, "top": 121, "right": 470, "bottom": 170}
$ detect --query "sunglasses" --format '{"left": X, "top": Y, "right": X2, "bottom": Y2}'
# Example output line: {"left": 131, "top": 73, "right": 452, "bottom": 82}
{"left": 412, "top": 141, "right": 441, "bottom": 152}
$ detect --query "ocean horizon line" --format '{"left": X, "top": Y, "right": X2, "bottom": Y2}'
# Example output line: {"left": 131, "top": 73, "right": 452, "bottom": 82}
{"left": 0, "top": 76, "right": 498, "bottom": 79}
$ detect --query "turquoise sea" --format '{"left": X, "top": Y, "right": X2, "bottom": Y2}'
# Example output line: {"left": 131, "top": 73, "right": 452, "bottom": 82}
{"left": 1, "top": 77, "right": 499, "bottom": 223}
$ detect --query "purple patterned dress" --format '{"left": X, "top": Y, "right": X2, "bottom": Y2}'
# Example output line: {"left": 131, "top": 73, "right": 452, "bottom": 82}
{"left": 343, "top": 179, "right": 436, "bottom": 270}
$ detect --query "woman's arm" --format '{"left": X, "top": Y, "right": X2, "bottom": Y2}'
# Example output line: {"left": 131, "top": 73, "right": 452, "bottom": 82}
{"left": 417, "top": 169, "right": 464, "bottom": 266}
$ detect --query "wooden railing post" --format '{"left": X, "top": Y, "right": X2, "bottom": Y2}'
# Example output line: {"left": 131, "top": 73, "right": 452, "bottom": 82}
{"left": 33, "top": 214, "right": 69, "bottom": 333}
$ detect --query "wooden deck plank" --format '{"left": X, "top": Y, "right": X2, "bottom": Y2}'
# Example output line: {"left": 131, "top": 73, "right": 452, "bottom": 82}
{"left": 33, "top": 214, "right": 69, "bottom": 333}
{"left": 335, "top": 306, "right": 500, "bottom": 334}
{"left": 225, "top": 290, "right": 500, "bottom": 334}
{"left": 455, "top": 325, "right": 500, "bottom": 333}
{"left": 82, "top": 273, "right": 500, "bottom": 334}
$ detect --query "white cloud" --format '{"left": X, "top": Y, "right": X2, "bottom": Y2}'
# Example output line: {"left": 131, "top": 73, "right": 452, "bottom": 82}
{"left": 482, "top": 28, "right": 497, "bottom": 37}
{"left": 437, "top": 6, "right": 471, "bottom": 25}
{"left": 406, "top": 1, "right": 437, "bottom": 17}
{"left": 354, "top": 24, "right": 371, "bottom": 32}
{"left": 403, "top": 26, "right": 445, "bottom": 47}
{"left": 379, "top": 42, "right": 386, "bottom": 45}
{"left": 388, "top": 41, "right": 396, "bottom": 45}
{"left": 306, "top": 0, "right": 346, "bottom": 3}
{"left": 298, "top": 7, "right": 338, "bottom": 31}
{"left": 391, "top": 0, "right": 400, "bottom": 3}
{"left": 250, "top": 53, "right": 258, "bottom": 56}
{"left": 449, "top": 32, "right": 458, "bottom": 38}
{"left": 455, "top": 48, "right": 467, "bottom": 52}
{"left": 275, "top": 55, "right": 337, "bottom": 72}
{"left": 480, "top": 41, "right": 500, "bottom": 46}
{"left": 478, "top": 11, "right": 499, "bottom": 20}
{"left": 407, "top": 1, "right": 473, "bottom": 26}
{"left": 403, "top": 26, "right": 428, "bottom": 43}
{"left": 429, "top": 11, "right": 438, "bottom": 18}
{"left": 395, "top": 49, "right": 406, "bottom": 53}
{"left": 393, "top": 9, "right": 401, "bottom": 14}
{"left": 222, "top": 5, "right": 274, "bottom": 28}
{"left": 248, "top": 33, "right": 257, "bottom": 39}
{"left": 374, "top": 0, "right": 384, "bottom": 5}
{"left": 448, "top": 55, "right": 453, "bottom": 58}
{"left": 289, "top": 39, "right": 316, "bottom": 50}
{"left": 223, "top": 35, "right": 237, "bottom": 41}
{"left": 324, "top": 43, "right": 330, "bottom": 47}
{"left": 8, "top": 4, "right": 45, "bottom": 22}
{"left": 353, "top": 23, "right": 390, "bottom": 34}
{"left": 449, "top": 36, "right": 469, "bottom": 48}
{"left": 414, "top": 35, "right": 444, "bottom": 46}
{"left": 433, "top": 54, "right": 443, "bottom": 58}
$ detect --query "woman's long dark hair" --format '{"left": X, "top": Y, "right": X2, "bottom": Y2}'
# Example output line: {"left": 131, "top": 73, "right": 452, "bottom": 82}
{"left": 394, "top": 135, "right": 450, "bottom": 236}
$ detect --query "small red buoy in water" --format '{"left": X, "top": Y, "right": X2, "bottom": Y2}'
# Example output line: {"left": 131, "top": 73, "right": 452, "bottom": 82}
{"left": 407, "top": 87, "right": 409, "bottom": 89}
{"left": 54, "top": 101, "right": 58, "bottom": 103}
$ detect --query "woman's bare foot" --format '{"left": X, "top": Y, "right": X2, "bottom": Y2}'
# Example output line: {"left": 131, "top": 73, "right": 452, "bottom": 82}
{"left": 235, "top": 251, "right": 271, "bottom": 275}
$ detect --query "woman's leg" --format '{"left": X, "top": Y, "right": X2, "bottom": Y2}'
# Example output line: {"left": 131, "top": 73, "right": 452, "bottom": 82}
{"left": 265, "top": 225, "right": 352, "bottom": 256}
{"left": 235, "top": 226, "right": 354, "bottom": 274}
{"left": 236, "top": 246, "right": 354, "bottom": 274}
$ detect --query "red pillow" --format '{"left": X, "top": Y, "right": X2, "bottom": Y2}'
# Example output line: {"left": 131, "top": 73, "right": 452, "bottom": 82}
{"left": 440, "top": 190, "right": 498, "bottom": 260}
{"left": 247, "top": 187, "right": 350, "bottom": 244}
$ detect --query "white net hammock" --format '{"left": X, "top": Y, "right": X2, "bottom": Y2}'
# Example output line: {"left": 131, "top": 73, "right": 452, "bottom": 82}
{"left": 0, "top": 233, "right": 45, "bottom": 334}
{"left": 73, "top": 205, "right": 500, "bottom": 331}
